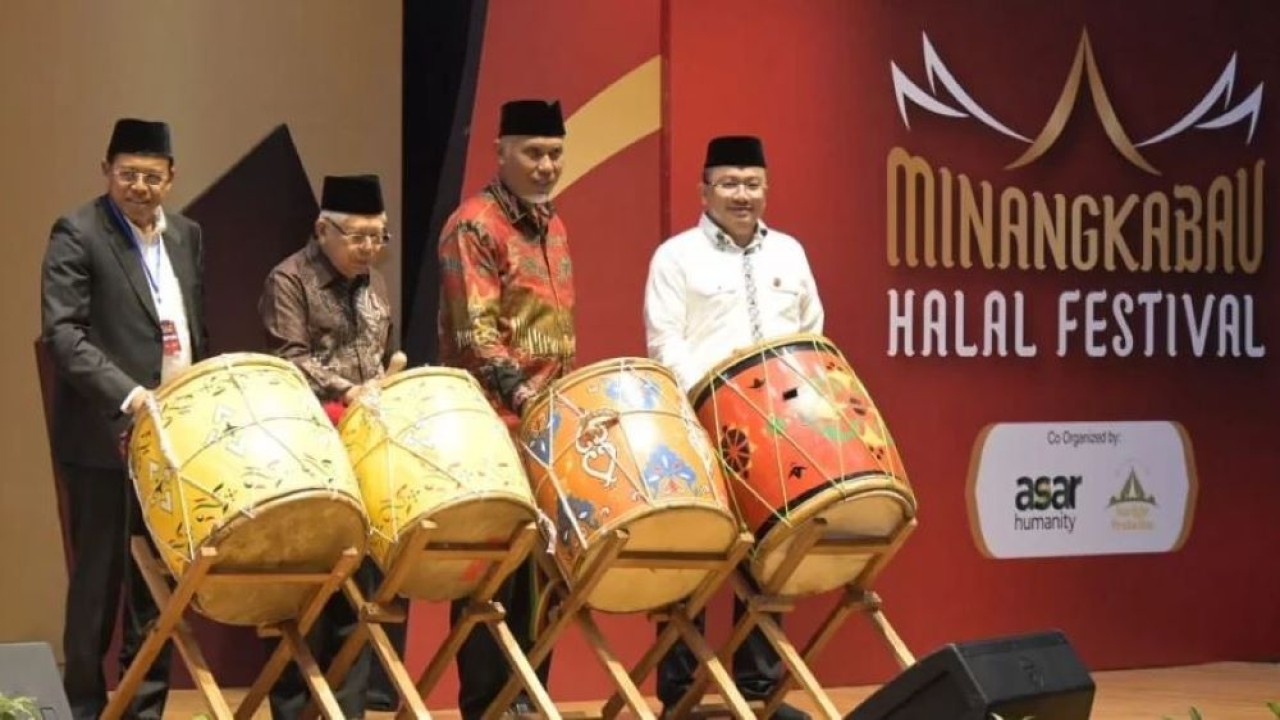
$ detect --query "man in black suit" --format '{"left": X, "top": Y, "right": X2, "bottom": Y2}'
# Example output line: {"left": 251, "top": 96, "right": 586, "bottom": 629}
{"left": 40, "top": 118, "right": 208, "bottom": 720}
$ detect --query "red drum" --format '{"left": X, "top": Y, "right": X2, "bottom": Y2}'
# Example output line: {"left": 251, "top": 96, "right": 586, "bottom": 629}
{"left": 690, "top": 334, "right": 916, "bottom": 596}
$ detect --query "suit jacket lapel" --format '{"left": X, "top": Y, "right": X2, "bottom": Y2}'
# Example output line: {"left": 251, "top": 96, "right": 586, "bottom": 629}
{"left": 99, "top": 198, "right": 160, "bottom": 326}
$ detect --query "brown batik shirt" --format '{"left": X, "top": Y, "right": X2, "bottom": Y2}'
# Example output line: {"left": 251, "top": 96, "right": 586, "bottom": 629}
{"left": 260, "top": 239, "right": 397, "bottom": 401}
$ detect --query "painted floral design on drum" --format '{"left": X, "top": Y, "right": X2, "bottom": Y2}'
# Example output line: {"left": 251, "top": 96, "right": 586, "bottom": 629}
{"left": 555, "top": 494, "right": 602, "bottom": 546}
{"left": 605, "top": 373, "right": 662, "bottom": 410}
{"left": 719, "top": 425, "right": 753, "bottom": 479}
{"left": 861, "top": 422, "right": 892, "bottom": 463}
{"left": 525, "top": 411, "right": 562, "bottom": 465}
{"left": 783, "top": 371, "right": 863, "bottom": 444}
{"left": 642, "top": 445, "right": 699, "bottom": 496}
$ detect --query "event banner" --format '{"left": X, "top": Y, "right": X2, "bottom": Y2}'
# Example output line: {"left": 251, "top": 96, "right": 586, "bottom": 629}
{"left": 868, "top": 14, "right": 1273, "bottom": 560}
{"left": 886, "top": 29, "right": 1265, "bottom": 361}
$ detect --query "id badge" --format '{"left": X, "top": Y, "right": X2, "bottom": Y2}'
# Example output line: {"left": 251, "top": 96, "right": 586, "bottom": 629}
{"left": 160, "top": 319, "right": 181, "bottom": 357}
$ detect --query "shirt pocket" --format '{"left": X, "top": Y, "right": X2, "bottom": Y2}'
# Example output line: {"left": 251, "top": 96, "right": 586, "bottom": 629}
{"left": 688, "top": 268, "right": 741, "bottom": 301}
{"left": 763, "top": 275, "right": 804, "bottom": 324}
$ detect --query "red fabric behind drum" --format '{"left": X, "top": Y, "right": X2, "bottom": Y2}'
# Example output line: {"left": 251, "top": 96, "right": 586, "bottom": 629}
{"left": 411, "top": 0, "right": 1280, "bottom": 698}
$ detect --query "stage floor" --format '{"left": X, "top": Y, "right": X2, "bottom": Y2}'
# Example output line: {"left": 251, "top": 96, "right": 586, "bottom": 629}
{"left": 162, "top": 661, "right": 1278, "bottom": 718}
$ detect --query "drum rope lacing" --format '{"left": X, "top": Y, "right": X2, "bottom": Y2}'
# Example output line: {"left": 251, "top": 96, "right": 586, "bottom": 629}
{"left": 135, "top": 392, "right": 200, "bottom": 563}
{"left": 345, "top": 376, "right": 535, "bottom": 548}
{"left": 522, "top": 359, "right": 709, "bottom": 561}
{"left": 356, "top": 383, "right": 402, "bottom": 548}
{"left": 131, "top": 356, "right": 355, "bottom": 564}
{"left": 703, "top": 339, "right": 905, "bottom": 531}
{"left": 351, "top": 375, "right": 536, "bottom": 550}
{"left": 219, "top": 357, "right": 349, "bottom": 515}
{"left": 522, "top": 378, "right": 628, "bottom": 557}
{"left": 705, "top": 353, "right": 838, "bottom": 527}
{"left": 516, "top": 383, "right": 580, "bottom": 558}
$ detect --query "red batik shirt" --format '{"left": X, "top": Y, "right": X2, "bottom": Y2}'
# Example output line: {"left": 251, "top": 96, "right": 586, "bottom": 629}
{"left": 438, "top": 179, "right": 576, "bottom": 427}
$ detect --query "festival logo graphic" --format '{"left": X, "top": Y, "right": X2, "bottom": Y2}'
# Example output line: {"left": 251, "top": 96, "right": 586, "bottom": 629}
{"left": 882, "top": 30, "right": 1267, "bottom": 360}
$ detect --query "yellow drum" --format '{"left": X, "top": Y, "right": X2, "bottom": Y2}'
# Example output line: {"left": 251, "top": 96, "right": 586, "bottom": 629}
{"left": 340, "top": 367, "right": 536, "bottom": 600}
{"left": 519, "top": 358, "right": 739, "bottom": 613}
{"left": 128, "top": 353, "right": 368, "bottom": 626}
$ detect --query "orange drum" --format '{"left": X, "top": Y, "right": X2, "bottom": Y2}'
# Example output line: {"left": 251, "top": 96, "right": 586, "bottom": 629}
{"left": 518, "top": 358, "right": 738, "bottom": 613}
{"left": 690, "top": 334, "right": 916, "bottom": 597}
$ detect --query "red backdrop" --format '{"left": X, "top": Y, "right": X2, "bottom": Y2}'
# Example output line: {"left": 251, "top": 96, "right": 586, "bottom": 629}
{"left": 405, "top": 0, "right": 1280, "bottom": 700}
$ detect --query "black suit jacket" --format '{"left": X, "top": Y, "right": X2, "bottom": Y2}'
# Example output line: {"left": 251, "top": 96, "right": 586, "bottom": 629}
{"left": 41, "top": 195, "right": 209, "bottom": 468}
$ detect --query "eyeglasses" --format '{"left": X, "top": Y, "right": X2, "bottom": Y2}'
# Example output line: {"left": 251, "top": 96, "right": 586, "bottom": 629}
{"left": 708, "top": 178, "right": 767, "bottom": 197}
{"left": 324, "top": 217, "right": 391, "bottom": 248}
{"left": 112, "top": 169, "right": 168, "bottom": 188}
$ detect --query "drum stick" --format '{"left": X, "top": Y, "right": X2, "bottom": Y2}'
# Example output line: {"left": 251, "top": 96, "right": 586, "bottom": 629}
{"left": 368, "top": 351, "right": 409, "bottom": 393}
{"left": 385, "top": 351, "right": 407, "bottom": 376}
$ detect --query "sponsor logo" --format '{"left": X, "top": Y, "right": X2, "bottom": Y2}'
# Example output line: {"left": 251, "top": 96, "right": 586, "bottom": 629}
{"left": 1013, "top": 474, "right": 1082, "bottom": 535}
{"left": 968, "top": 421, "right": 1197, "bottom": 558}
{"left": 1108, "top": 467, "right": 1158, "bottom": 532}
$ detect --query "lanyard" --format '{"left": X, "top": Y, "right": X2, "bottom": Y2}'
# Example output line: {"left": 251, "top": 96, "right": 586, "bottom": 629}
{"left": 107, "top": 199, "right": 165, "bottom": 297}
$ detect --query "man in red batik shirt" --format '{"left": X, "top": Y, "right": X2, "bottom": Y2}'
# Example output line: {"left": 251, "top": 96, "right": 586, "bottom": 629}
{"left": 437, "top": 98, "right": 576, "bottom": 720}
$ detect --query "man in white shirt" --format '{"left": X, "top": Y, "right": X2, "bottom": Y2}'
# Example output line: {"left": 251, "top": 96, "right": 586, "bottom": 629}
{"left": 644, "top": 136, "right": 821, "bottom": 719}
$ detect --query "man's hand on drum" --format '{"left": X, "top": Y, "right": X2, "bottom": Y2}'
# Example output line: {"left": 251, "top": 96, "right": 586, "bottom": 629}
{"left": 342, "top": 351, "right": 409, "bottom": 405}
{"left": 512, "top": 383, "right": 536, "bottom": 418}
{"left": 125, "top": 388, "right": 153, "bottom": 417}
{"left": 341, "top": 384, "right": 367, "bottom": 406}
{"left": 118, "top": 389, "right": 153, "bottom": 461}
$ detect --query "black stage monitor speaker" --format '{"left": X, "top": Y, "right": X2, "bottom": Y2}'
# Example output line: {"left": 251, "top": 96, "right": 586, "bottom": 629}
{"left": 0, "top": 642, "right": 72, "bottom": 718}
{"left": 846, "top": 630, "right": 1094, "bottom": 720}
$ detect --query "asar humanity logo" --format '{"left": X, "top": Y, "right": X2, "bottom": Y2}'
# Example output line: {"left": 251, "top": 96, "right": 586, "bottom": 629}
{"left": 889, "top": 30, "right": 1264, "bottom": 175}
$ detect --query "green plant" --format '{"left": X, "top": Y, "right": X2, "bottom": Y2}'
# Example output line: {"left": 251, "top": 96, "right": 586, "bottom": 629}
{"left": 0, "top": 692, "right": 39, "bottom": 720}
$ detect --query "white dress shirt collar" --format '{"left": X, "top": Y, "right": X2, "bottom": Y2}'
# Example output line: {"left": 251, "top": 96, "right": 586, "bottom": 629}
{"left": 698, "top": 212, "right": 769, "bottom": 253}
{"left": 119, "top": 204, "right": 168, "bottom": 246}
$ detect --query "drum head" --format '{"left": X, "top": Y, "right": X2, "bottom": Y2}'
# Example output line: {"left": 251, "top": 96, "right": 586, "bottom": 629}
{"left": 521, "top": 357, "right": 675, "bottom": 422}
{"left": 571, "top": 505, "right": 739, "bottom": 613}
{"left": 689, "top": 333, "right": 840, "bottom": 409}
{"left": 383, "top": 494, "right": 536, "bottom": 601}
{"left": 751, "top": 481, "right": 915, "bottom": 597}
{"left": 192, "top": 492, "right": 368, "bottom": 626}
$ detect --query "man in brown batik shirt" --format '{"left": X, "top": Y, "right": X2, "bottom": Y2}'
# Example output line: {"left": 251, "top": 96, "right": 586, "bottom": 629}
{"left": 262, "top": 175, "right": 398, "bottom": 416}
{"left": 259, "top": 174, "right": 404, "bottom": 719}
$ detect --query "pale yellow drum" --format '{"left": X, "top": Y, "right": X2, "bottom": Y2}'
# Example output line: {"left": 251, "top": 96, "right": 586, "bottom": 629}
{"left": 127, "top": 353, "right": 368, "bottom": 626}
{"left": 518, "top": 358, "right": 739, "bottom": 613}
{"left": 339, "top": 367, "right": 536, "bottom": 601}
